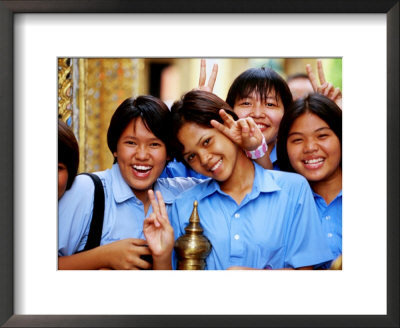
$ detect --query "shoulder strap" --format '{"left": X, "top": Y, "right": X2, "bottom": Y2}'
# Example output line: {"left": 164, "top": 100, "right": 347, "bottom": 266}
{"left": 80, "top": 173, "right": 105, "bottom": 251}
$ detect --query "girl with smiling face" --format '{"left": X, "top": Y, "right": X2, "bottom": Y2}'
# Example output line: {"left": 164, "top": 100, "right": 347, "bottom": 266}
{"left": 58, "top": 96, "right": 202, "bottom": 270}
{"left": 277, "top": 93, "right": 342, "bottom": 268}
{"left": 169, "top": 90, "right": 334, "bottom": 270}
{"left": 225, "top": 67, "right": 293, "bottom": 170}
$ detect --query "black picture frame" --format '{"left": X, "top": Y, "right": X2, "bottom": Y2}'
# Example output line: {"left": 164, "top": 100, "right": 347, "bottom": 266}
{"left": 0, "top": 1, "right": 398, "bottom": 327}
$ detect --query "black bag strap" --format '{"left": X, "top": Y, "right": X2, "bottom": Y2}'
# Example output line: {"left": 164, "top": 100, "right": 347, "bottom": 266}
{"left": 80, "top": 173, "right": 105, "bottom": 251}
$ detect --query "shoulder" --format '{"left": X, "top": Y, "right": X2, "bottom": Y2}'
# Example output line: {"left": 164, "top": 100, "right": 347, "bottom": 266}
{"left": 172, "top": 179, "right": 214, "bottom": 204}
{"left": 157, "top": 177, "right": 209, "bottom": 195}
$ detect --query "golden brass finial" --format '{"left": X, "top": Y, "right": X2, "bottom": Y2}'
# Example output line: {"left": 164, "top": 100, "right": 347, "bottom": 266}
{"left": 174, "top": 201, "right": 212, "bottom": 270}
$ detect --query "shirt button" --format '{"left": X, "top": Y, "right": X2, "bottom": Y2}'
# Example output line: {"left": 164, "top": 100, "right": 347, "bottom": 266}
{"left": 325, "top": 216, "right": 331, "bottom": 220}
{"left": 327, "top": 233, "right": 333, "bottom": 238}
{"left": 234, "top": 213, "right": 240, "bottom": 218}
{"left": 234, "top": 234, "right": 240, "bottom": 240}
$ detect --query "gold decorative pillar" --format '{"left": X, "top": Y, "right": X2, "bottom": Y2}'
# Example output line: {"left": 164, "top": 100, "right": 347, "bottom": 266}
{"left": 58, "top": 58, "right": 144, "bottom": 173}
{"left": 57, "top": 58, "right": 73, "bottom": 123}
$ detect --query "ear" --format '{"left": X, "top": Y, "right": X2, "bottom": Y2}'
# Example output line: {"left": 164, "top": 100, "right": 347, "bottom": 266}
{"left": 166, "top": 155, "right": 171, "bottom": 161}
{"left": 113, "top": 152, "right": 117, "bottom": 159}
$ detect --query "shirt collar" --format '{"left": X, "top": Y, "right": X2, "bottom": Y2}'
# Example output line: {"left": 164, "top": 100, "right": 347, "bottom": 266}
{"left": 111, "top": 163, "right": 138, "bottom": 203}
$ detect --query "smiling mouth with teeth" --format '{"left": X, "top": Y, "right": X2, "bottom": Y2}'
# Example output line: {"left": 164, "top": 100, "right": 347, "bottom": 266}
{"left": 304, "top": 158, "right": 324, "bottom": 164}
{"left": 210, "top": 159, "right": 223, "bottom": 172}
{"left": 133, "top": 165, "right": 152, "bottom": 172}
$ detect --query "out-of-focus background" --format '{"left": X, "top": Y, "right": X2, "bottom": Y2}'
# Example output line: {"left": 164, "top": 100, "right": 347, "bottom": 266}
{"left": 58, "top": 57, "right": 342, "bottom": 173}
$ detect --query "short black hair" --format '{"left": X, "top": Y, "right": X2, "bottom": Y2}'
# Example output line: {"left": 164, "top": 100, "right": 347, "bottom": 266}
{"left": 226, "top": 67, "right": 293, "bottom": 111}
{"left": 277, "top": 93, "right": 342, "bottom": 173}
{"left": 170, "top": 90, "right": 238, "bottom": 164}
{"left": 58, "top": 119, "right": 79, "bottom": 190}
{"left": 107, "top": 95, "right": 172, "bottom": 164}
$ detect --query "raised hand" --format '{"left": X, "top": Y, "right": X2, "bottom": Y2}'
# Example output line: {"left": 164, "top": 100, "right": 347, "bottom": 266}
{"left": 210, "top": 109, "right": 263, "bottom": 152}
{"left": 143, "top": 190, "right": 174, "bottom": 269}
{"left": 306, "top": 59, "right": 342, "bottom": 109}
{"left": 194, "top": 59, "right": 218, "bottom": 93}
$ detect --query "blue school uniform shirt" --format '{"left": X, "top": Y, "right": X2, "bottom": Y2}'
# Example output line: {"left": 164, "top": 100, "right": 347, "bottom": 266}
{"left": 58, "top": 163, "right": 203, "bottom": 256}
{"left": 313, "top": 190, "right": 342, "bottom": 269}
{"left": 269, "top": 144, "right": 280, "bottom": 170}
{"left": 170, "top": 163, "right": 334, "bottom": 270}
{"left": 160, "top": 159, "right": 208, "bottom": 179}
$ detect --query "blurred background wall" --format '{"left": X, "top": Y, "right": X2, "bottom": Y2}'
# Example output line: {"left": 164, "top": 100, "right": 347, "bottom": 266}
{"left": 58, "top": 57, "right": 342, "bottom": 173}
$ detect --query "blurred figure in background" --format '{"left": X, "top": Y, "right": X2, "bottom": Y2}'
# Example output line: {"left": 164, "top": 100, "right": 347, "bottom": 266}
{"left": 287, "top": 73, "right": 314, "bottom": 101}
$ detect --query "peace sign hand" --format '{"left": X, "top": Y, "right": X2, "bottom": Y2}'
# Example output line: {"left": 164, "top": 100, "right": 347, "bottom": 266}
{"left": 210, "top": 109, "right": 264, "bottom": 152}
{"left": 143, "top": 190, "right": 174, "bottom": 269}
{"left": 193, "top": 59, "right": 218, "bottom": 93}
{"left": 306, "top": 59, "right": 342, "bottom": 110}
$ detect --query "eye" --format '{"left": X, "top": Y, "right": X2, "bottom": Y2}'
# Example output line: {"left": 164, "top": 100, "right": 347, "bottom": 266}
{"left": 125, "top": 140, "right": 136, "bottom": 145}
{"left": 289, "top": 137, "right": 303, "bottom": 144}
{"left": 150, "top": 142, "right": 162, "bottom": 148}
{"left": 203, "top": 138, "right": 211, "bottom": 146}
{"left": 186, "top": 153, "right": 195, "bottom": 162}
{"left": 237, "top": 99, "right": 251, "bottom": 106}
{"left": 317, "top": 134, "right": 329, "bottom": 139}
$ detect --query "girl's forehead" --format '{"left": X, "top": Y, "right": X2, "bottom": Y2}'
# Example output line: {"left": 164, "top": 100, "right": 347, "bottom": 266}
{"left": 239, "top": 88, "right": 278, "bottom": 100}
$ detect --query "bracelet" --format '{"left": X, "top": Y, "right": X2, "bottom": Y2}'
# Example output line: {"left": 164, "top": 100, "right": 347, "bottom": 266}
{"left": 245, "top": 136, "right": 268, "bottom": 159}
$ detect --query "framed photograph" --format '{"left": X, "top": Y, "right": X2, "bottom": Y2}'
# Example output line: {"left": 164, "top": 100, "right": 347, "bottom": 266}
{"left": 1, "top": 1, "right": 398, "bottom": 327}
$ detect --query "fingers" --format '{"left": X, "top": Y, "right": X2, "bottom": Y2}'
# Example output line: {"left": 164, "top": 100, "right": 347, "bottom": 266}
{"left": 210, "top": 119, "right": 230, "bottom": 137}
{"left": 155, "top": 190, "right": 168, "bottom": 222}
{"left": 306, "top": 64, "right": 318, "bottom": 91}
{"left": 147, "top": 190, "right": 168, "bottom": 227}
{"left": 218, "top": 109, "right": 235, "bottom": 128}
{"left": 317, "top": 59, "right": 326, "bottom": 85}
{"left": 129, "top": 238, "right": 148, "bottom": 246}
{"left": 331, "top": 87, "right": 342, "bottom": 101}
{"left": 198, "top": 59, "right": 206, "bottom": 87}
{"left": 207, "top": 63, "right": 218, "bottom": 91}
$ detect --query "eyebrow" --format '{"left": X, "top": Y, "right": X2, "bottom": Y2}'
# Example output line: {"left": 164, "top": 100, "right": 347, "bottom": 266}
{"left": 288, "top": 126, "right": 331, "bottom": 137}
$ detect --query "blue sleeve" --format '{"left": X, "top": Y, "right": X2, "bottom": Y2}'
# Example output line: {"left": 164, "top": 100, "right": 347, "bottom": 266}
{"left": 58, "top": 175, "right": 95, "bottom": 256}
{"left": 284, "top": 179, "right": 334, "bottom": 268}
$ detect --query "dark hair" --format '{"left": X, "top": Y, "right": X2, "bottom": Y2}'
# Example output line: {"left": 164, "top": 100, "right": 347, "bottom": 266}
{"left": 226, "top": 67, "right": 293, "bottom": 111}
{"left": 170, "top": 90, "right": 238, "bottom": 163}
{"left": 58, "top": 119, "right": 79, "bottom": 190}
{"left": 286, "top": 73, "right": 310, "bottom": 83}
{"left": 107, "top": 95, "right": 171, "bottom": 164}
{"left": 277, "top": 93, "right": 342, "bottom": 173}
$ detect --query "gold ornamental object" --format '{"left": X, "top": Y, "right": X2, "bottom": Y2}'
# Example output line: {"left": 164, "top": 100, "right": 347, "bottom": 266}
{"left": 174, "top": 201, "right": 212, "bottom": 270}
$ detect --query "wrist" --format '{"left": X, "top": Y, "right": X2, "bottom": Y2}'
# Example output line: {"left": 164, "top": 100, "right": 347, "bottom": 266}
{"left": 245, "top": 136, "right": 268, "bottom": 159}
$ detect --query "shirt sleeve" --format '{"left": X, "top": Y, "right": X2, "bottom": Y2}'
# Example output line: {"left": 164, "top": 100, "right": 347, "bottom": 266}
{"left": 284, "top": 178, "right": 335, "bottom": 268}
{"left": 58, "top": 175, "right": 95, "bottom": 256}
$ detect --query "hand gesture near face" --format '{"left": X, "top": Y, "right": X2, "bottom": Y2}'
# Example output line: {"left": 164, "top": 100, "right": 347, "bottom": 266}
{"left": 306, "top": 59, "right": 342, "bottom": 109}
{"left": 143, "top": 190, "right": 174, "bottom": 269}
{"left": 210, "top": 109, "right": 264, "bottom": 152}
{"left": 193, "top": 59, "right": 218, "bottom": 93}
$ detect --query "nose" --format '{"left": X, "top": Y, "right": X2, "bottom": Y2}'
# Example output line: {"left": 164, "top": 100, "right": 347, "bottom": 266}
{"left": 198, "top": 149, "right": 211, "bottom": 166}
{"left": 249, "top": 105, "right": 265, "bottom": 118}
{"left": 303, "top": 138, "right": 318, "bottom": 153}
{"left": 135, "top": 145, "right": 150, "bottom": 160}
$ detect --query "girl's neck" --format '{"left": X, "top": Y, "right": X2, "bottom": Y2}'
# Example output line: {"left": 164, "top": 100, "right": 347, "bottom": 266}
{"left": 267, "top": 139, "right": 276, "bottom": 156}
{"left": 133, "top": 189, "right": 151, "bottom": 214}
{"left": 220, "top": 150, "right": 255, "bottom": 205}
{"left": 310, "top": 167, "right": 342, "bottom": 205}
